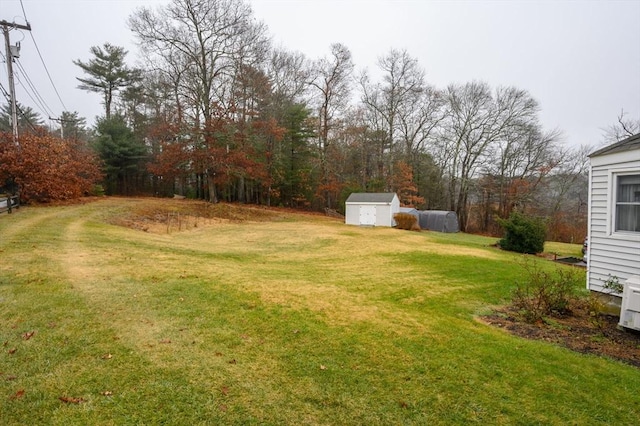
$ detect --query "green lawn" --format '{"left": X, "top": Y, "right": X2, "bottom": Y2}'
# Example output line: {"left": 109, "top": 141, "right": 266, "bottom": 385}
{"left": 1, "top": 198, "right": 638, "bottom": 425}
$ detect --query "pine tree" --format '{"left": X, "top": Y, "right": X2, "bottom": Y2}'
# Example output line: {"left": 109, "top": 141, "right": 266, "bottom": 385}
{"left": 74, "top": 43, "right": 141, "bottom": 119}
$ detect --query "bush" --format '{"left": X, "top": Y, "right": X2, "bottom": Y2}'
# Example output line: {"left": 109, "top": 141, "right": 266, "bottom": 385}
{"left": 497, "top": 212, "right": 546, "bottom": 254}
{"left": 512, "top": 260, "right": 581, "bottom": 323}
{"left": 394, "top": 213, "right": 421, "bottom": 231}
{"left": 0, "top": 132, "right": 102, "bottom": 202}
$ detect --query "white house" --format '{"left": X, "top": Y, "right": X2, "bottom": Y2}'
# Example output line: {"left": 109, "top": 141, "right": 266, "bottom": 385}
{"left": 345, "top": 193, "right": 400, "bottom": 227}
{"left": 586, "top": 133, "right": 640, "bottom": 295}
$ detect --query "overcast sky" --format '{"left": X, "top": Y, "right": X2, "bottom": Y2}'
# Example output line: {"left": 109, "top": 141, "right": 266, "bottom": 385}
{"left": 1, "top": 0, "right": 639, "bottom": 148}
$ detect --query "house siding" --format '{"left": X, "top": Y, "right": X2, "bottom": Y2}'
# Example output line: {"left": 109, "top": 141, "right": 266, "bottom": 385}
{"left": 587, "top": 147, "right": 640, "bottom": 293}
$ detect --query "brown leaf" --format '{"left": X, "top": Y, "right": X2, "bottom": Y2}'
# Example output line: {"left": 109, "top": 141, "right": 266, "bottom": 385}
{"left": 100, "top": 391, "right": 113, "bottom": 396}
{"left": 10, "top": 389, "right": 25, "bottom": 400}
{"left": 159, "top": 339, "right": 172, "bottom": 344}
{"left": 219, "top": 404, "right": 228, "bottom": 412}
{"left": 220, "top": 386, "right": 229, "bottom": 396}
{"left": 22, "top": 331, "right": 35, "bottom": 340}
{"left": 8, "top": 348, "right": 17, "bottom": 355}
{"left": 6, "top": 375, "right": 17, "bottom": 381}
{"left": 228, "top": 359, "right": 237, "bottom": 364}
{"left": 59, "top": 396, "right": 85, "bottom": 404}
{"left": 214, "top": 352, "right": 223, "bottom": 357}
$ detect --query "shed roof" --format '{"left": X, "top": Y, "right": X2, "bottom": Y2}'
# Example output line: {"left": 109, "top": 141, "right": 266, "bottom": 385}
{"left": 589, "top": 132, "right": 640, "bottom": 157}
{"left": 399, "top": 207, "right": 418, "bottom": 213}
{"left": 345, "top": 193, "right": 398, "bottom": 203}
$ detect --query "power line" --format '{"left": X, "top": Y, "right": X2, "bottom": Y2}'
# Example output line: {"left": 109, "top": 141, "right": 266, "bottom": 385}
{"left": 0, "top": 81, "right": 40, "bottom": 133}
{"left": 27, "top": 33, "right": 67, "bottom": 112}
{"left": 18, "top": 0, "right": 68, "bottom": 112}
{"left": 0, "top": 19, "right": 31, "bottom": 141}
{"left": 1, "top": 46, "right": 52, "bottom": 121}
{"left": 0, "top": 81, "right": 11, "bottom": 104}
{"left": 15, "top": 59, "right": 55, "bottom": 117}
{"left": 19, "top": 0, "right": 28, "bottom": 19}
{"left": 14, "top": 72, "right": 51, "bottom": 118}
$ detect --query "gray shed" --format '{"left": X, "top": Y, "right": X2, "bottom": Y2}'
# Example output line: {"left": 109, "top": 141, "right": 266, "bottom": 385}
{"left": 418, "top": 210, "right": 459, "bottom": 233}
{"left": 345, "top": 193, "right": 400, "bottom": 227}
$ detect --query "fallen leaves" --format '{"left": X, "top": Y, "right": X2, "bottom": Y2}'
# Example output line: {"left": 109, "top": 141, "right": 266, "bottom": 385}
{"left": 101, "top": 391, "right": 113, "bottom": 396}
{"left": 22, "top": 331, "right": 35, "bottom": 340}
{"left": 9, "top": 389, "right": 25, "bottom": 400}
{"left": 101, "top": 353, "right": 112, "bottom": 360}
{"left": 8, "top": 347, "right": 17, "bottom": 355}
{"left": 319, "top": 365, "right": 327, "bottom": 370}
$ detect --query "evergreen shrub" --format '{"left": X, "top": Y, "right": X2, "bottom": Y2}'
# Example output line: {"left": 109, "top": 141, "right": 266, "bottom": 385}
{"left": 497, "top": 212, "right": 546, "bottom": 254}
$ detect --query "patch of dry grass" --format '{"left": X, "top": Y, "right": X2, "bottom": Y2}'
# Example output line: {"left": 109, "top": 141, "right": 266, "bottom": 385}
{"left": 1, "top": 197, "right": 639, "bottom": 425}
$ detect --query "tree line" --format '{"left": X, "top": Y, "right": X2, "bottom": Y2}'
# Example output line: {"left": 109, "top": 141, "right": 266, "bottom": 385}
{"left": 1, "top": 0, "right": 608, "bottom": 241}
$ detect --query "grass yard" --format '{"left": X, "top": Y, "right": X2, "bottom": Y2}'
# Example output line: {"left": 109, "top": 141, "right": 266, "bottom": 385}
{"left": 1, "top": 198, "right": 639, "bottom": 425}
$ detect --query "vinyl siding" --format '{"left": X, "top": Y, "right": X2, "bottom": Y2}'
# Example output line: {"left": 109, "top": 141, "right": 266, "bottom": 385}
{"left": 587, "top": 149, "right": 640, "bottom": 294}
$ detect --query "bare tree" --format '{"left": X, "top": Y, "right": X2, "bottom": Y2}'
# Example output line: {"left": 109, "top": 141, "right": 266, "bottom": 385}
{"left": 267, "top": 48, "right": 310, "bottom": 109}
{"left": 359, "top": 48, "right": 445, "bottom": 203}
{"left": 602, "top": 109, "right": 640, "bottom": 145}
{"left": 129, "top": 0, "right": 269, "bottom": 202}
{"left": 485, "top": 124, "right": 561, "bottom": 216}
{"left": 308, "top": 43, "right": 354, "bottom": 208}
{"left": 359, "top": 50, "right": 443, "bottom": 157}
{"left": 437, "top": 82, "right": 539, "bottom": 231}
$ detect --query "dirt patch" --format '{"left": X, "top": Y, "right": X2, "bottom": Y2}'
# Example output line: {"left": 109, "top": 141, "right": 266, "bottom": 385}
{"left": 104, "top": 197, "right": 318, "bottom": 233}
{"left": 482, "top": 304, "right": 640, "bottom": 367}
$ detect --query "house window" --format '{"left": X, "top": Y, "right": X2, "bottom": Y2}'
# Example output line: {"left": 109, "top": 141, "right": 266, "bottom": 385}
{"left": 616, "top": 174, "right": 640, "bottom": 232}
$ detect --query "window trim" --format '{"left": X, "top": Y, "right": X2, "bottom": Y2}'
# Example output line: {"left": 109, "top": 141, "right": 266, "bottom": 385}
{"left": 609, "top": 170, "right": 640, "bottom": 238}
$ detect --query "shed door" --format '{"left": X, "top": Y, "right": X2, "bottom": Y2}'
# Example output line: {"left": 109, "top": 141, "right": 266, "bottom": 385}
{"left": 359, "top": 205, "right": 376, "bottom": 225}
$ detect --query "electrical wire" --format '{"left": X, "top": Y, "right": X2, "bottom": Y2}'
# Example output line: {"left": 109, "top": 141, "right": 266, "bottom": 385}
{"left": 15, "top": 59, "right": 55, "bottom": 117}
{"left": 0, "top": 81, "right": 12, "bottom": 104}
{"left": 0, "top": 81, "right": 39, "bottom": 133}
{"left": 14, "top": 73, "right": 51, "bottom": 118}
{"left": 19, "top": 0, "right": 68, "bottom": 112}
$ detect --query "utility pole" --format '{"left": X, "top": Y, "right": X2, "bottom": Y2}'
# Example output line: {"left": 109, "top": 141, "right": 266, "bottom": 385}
{"left": 50, "top": 116, "right": 65, "bottom": 139}
{"left": 1, "top": 19, "right": 32, "bottom": 144}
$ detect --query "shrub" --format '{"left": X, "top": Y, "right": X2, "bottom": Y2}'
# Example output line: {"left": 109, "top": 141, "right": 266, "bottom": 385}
{"left": 497, "top": 212, "right": 546, "bottom": 254}
{"left": 394, "top": 213, "right": 420, "bottom": 231}
{"left": 511, "top": 260, "right": 581, "bottom": 323}
{"left": 601, "top": 274, "right": 623, "bottom": 295}
{"left": 0, "top": 132, "right": 102, "bottom": 202}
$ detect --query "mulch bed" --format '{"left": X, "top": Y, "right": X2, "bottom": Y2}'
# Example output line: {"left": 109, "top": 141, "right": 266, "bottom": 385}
{"left": 482, "top": 305, "right": 640, "bottom": 367}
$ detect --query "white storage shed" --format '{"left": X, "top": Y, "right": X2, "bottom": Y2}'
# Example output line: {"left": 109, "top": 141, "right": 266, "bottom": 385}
{"left": 345, "top": 193, "right": 400, "bottom": 227}
{"left": 586, "top": 133, "right": 640, "bottom": 295}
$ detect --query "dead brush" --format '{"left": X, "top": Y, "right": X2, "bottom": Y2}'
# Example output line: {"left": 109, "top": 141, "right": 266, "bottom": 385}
{"left": 394, "top": 213, "right": 421, "bottom": 231}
